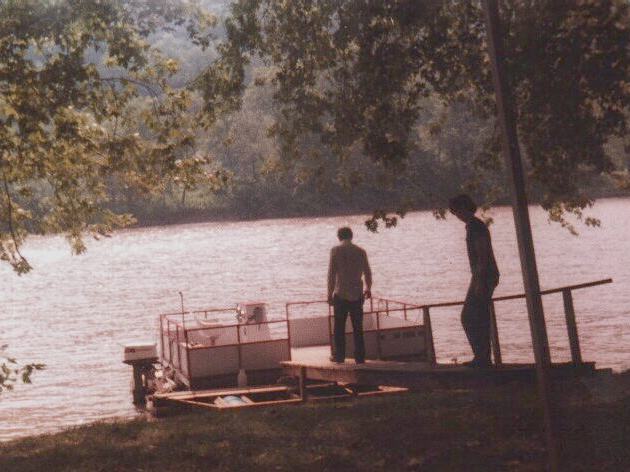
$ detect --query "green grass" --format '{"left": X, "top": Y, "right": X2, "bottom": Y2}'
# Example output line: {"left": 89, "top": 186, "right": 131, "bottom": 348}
{"left": 1, "top": 381, "right": 629, "bottom": 472}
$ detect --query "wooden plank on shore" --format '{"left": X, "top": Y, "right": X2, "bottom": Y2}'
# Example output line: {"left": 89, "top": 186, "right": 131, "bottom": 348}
{"left": 355, "top": 386, "right": 408, "bottom": 397}
{"left": 157, "top": 383, "right": 409, "bottom": 411}
{"left": 282, "top": 360, "right": 595, "bottom": 374}
{"left": 154, "top": 384, "right": 290, "bottom": 401}
{"left": 178, "top": 397, "right": 303, "bottom": 410}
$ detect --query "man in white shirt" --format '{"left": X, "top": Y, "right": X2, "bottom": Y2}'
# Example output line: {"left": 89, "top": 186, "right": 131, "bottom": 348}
{"left": 327, "top": 226, "right": 372, "bottom": 364}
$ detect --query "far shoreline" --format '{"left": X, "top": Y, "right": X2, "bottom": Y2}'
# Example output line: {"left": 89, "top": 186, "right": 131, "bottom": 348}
{"left": 123, "top": 194, "right": 630, "bottom": 232}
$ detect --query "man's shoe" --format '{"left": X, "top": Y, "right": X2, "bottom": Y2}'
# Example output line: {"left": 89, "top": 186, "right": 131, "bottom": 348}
{"left": 463, "top": 359, "right": 492, "bottom": 369}
{"left": 329, "top": 356, "right": 344, "bottom": 364}
{"left": 355, "top": 359, "right": 365, "bottom": 365}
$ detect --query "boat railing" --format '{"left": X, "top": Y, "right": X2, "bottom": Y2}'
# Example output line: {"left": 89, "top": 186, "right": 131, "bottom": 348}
{"left": 159, "top": 278, "right": 612, "bottom": 383}
{"left": 285, "top": 297, "right": 430, "bottom": 361}
{"left": 159, "top": 307, "right": 236, "bottom": 323}
{"left": 159, "top": 311, "right": 291, "bottom": 386}
{"left": 417, "top": 278, "right": 613, "bottom": 367}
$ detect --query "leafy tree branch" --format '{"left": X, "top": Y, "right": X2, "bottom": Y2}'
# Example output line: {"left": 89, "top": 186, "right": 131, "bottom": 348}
{"left": 0, "top": 0, "right": 224, "bottom": 273}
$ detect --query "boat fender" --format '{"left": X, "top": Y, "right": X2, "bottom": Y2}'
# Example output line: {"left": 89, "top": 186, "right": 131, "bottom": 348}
{"left": 222, "top": 395, "right": 247, "bottom": 406}
{"left": 237, "top": 368, "right": 248, "bottom": 387}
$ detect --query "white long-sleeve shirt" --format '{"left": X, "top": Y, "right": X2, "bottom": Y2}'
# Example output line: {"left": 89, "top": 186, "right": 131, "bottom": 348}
{"left": 327, "top": 240, "right": 372, "bottom": 302}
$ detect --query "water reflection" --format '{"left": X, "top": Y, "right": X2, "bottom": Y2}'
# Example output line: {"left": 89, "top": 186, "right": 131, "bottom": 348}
{"left": 1, "top": 198, "right": 628, "bottom": 440}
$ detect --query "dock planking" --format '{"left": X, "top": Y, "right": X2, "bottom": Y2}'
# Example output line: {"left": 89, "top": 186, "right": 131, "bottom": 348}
{"left": 283, "top": 345, "right": 599, "bottom": 389}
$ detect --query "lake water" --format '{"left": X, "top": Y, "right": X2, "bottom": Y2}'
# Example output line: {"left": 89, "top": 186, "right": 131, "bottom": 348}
{"left": 1, "top": 198, "right": 629, "bottom": 441}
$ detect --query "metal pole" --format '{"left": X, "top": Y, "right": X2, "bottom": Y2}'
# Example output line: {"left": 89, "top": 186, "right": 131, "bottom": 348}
{"left": 481, "top": 1, "right": 560, "bottom": 470}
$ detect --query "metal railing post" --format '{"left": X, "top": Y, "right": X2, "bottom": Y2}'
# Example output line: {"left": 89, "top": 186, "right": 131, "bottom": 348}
{"left": 236, "top": 325, "right": 242, "bottom": 372}
{"left": 167, "top": 319, "right": 173, "bottom": 365}
{"left": 328, "top": 303, "right": 333, "bottom": 357}
{"left": 422, "top": 306, "right": 436, "bottom": 366}
{"left": 375, "top": 311, "right": 382, "bottom": 359}
{"left": 184, "top": 328, "right": 191, "bottom": 384}
{"left": 176, "top": 324, "right": 181, "bottom": 369}
{"left": 562, "top": 289, "right": 583, "bottom": 365}
{"left": 285, "top": 304, "right": 293, "bottom": 361}
{"left": 159, "top": 315, "right": 165, "bottom": 362}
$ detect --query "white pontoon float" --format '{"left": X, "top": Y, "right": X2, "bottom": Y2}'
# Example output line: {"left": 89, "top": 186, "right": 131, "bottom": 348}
{"left": 156, "top": 297, "right": 432, "bottom": 389}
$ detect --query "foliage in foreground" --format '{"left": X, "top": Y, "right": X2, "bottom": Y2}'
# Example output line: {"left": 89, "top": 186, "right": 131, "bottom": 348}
{"left": 0, "top": 0, "right": 218, "bottom": 274}
{"left": 0, "top": 345, "right": 44, "bottom": 393}
{"left": 1, "top": 382, "right": 629, "bottom": 471}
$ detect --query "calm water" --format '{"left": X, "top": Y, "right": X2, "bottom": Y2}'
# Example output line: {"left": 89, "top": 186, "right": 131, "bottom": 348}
{"left": 1, "top": 198, "right": 629, "bottom": 441}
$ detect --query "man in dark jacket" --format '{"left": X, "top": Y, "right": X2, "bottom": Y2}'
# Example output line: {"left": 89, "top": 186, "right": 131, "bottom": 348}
{"left": 327, "top": 226, "right": 372, "bottom": 364}
{"left": 449, "top": 194, "right": 500, "bottom": 368}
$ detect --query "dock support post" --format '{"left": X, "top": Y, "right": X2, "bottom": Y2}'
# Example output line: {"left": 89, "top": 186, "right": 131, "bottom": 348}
{"left": 490, "top": 302, "right": 502, "bottom": 366}
{"left": 562, "top": 289, "right": 582, "bottom": 365}
{"left": 299, "top": 366, "right": 307, "bottom": 401}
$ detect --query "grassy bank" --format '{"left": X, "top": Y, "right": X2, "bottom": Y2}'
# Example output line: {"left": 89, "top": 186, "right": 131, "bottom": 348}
{"left": 1, "top": 379, "right": 629, "bottom": 472}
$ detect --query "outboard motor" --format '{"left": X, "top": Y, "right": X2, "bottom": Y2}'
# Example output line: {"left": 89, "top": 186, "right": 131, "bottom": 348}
{"left": 123, "top": 342, "right": 158, "bottom": 404}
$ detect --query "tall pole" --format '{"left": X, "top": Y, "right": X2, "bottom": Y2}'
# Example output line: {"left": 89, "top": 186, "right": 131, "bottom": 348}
{"left": 481, "top": 1, "right": 560, "bottom": 470}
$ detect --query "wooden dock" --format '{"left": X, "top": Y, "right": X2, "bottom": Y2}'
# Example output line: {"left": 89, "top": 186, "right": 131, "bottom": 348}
{"left": 149, "top": 346, "right": 606, "bottom": 417}
{"left": 281, "top": 279, "right": 614, "bottom": 393}
{"left": 283, "top": 346, "right": 600, "bottom": 392}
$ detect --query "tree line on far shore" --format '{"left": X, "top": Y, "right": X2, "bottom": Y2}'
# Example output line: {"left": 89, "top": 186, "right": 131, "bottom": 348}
{"left": 106, "top": 86, "right": 627, "bottom": 228}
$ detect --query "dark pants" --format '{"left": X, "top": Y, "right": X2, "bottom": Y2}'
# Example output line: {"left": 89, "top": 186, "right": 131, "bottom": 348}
{"left": 332, "top": 296, "right": 365, "bottom": 363}
{"left": 461, "top": 283, "right": 496, "bottom": 364}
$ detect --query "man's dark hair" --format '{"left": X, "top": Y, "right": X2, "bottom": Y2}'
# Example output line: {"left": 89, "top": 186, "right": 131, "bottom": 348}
{"left": 337, "top": 226, "right": 353, "bottom": 241}
{"left": 449, "top": 194, "right": 477, "bottom": 214}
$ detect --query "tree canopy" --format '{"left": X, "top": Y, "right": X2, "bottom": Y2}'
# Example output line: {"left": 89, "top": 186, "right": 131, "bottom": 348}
{"left": 0, "top": 0, "right": 218, "bottom": 273}
{"left": 200, "top": 0, "right": 630, "bottom": 229}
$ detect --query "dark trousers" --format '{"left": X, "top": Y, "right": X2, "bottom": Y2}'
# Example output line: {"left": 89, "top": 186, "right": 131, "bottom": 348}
{"left": 332, "top": 296, "right": 365, "bottom": 362}
{"left": 461, "top": 283, "right": 496, "bottom": 364}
